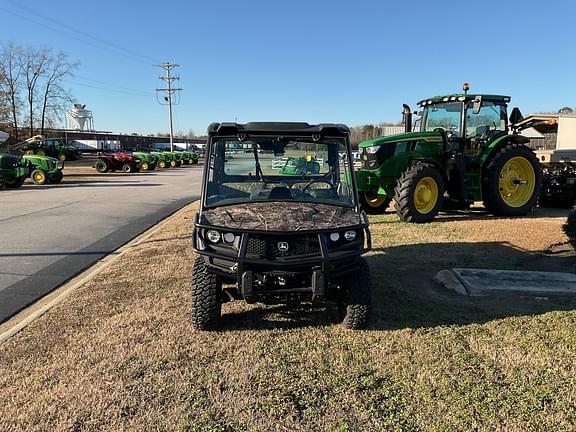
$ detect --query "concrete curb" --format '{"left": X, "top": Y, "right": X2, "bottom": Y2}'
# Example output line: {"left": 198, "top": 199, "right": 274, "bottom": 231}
{"left": 0, "top": 201, "right": 197, "bottom": 344}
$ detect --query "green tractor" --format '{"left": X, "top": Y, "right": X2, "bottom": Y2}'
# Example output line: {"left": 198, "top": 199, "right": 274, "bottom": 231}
{"left": 355, "top": 85, "right": 542, "bottom": 222}
{"left": 279, "top": 155, "right": 321, "bottom": 175}
{"left": 21, "top": 154, "right": 64, "bottom": 185}
{"left": 18, "top": 136, "right": 80, "bottom": 161}
{"left": 150, "top": 151, "right": 171, "bottom": 169}
{"left": 132, "top": 152, "right": 157, "bottom": 171}
{"left": 179, "top": 150, "right": 199, "bottom": 165}
{"left": 0, "top": 153, "right": 31, "bottom": 189}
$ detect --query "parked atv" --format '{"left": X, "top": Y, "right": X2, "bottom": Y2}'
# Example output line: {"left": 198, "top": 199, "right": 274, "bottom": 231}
{"left": 21, "top": 154, "right": 64, "bottom": 184}
{"left": 539, "top": 164, "right": 576, "bottom": 208}
{"left": 192, "top": 122, "right": 372, "bottom": 330}
{"left": 0, "top": 153, "right": 31, "bottom": 188}
{"left": 95, "top": 152, "right": 140, "bottom": 173}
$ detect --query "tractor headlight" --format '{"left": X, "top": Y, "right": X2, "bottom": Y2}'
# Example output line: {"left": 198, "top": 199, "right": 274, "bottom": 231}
{"left": 329, "top": 232, "right": 340, "bottom": 242}
{"left": 206, "top": 230, "right": 221, "bottom": 243}
{"left": 344, "top": 230, "right": 357, "bottom": 241}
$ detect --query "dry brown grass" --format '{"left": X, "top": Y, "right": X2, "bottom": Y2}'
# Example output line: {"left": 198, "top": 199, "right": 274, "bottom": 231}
{"left": 1, "top": 204, "right": 575, "bottom": 431}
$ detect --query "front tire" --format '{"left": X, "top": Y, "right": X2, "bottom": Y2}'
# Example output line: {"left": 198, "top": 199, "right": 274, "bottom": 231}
{"left": 359, "top": 191, "right": 391, "bottom": 214}
{"left": 482, "top": 144, "right": 542, "bottom": 216}
{"left": 338, "top": 257, "right": 371, "bottom": 330}
{"left": 122, "top": 163, "right": 135, "bottom": 173}
{"left": 140, "top": 161, "right": 150, "bottom": 171}
{"left": 157, "top": 160, "right": 166, "bottom": 169}
{"left": 191, "top": 255, "right": 222, "bottom": 330}
{"left": 394, "top": 162, "right": 445, "bottom": 223}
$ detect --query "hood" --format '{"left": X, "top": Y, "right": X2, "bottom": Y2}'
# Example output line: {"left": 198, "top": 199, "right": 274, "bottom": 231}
{"left": 358, "top": 131, "right": 443, "bottom": 149}
{"left": 201, "top": 202, "right": 361, "bottom": 231}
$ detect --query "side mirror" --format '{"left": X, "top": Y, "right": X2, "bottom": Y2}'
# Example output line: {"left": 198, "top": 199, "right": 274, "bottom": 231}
{"left": 473, "top": 96, "right": 482, "bottom": 114}
{"left": 509, "top": 107, "right": 524, "bottom": 125}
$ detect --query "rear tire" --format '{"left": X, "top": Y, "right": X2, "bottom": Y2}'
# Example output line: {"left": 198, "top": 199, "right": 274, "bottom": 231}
{"left": 4, "top": 176, "right": 26, "bottom": 188}
{"left": 158, "top": 160, "right": 166, "bottom": 169}
{"left": 95, "top": 159, "right": 109, "bottom": 173}
{"left": 394, "top": 162, "right": 445, "bottom": 223}
{"left": 482, "top": 144, "right": 542, "bottom": 216}
{"left": 191, "top": 255, "right": 222, "bottom": 330}
{"left": 31, "top": 169, "right": 47, "bottom": 185}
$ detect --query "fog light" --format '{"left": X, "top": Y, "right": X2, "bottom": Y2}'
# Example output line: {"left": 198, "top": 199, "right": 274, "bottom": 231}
{"left": 329, "top": 232, "right": 340, "bottom": 242}
{"left": 206, "top": 230, "right": 221, "bottom": 243}
{"left": 223, "top": 232, "right": 235, "bottom": 243}
{"left": 344, "top": 230, "right": 356, "bottom": 241}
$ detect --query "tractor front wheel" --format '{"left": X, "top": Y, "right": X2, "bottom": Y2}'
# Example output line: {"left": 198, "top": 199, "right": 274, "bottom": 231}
{"left": 157, "top": 160, "right": 166, "bottom": 169}
{"left": 359, "top": 191, "right": 391, "bottom": 214}
{"left": 31, "top": 169, "right": 48, "bottom": 185}
{"left": 191, "top": 255, "right": 222, "bottom": 330}
{"left": 95, "top": 159, "right": 109, "bottom": 173}
{"left": 482, "top": 144, "right": 542, "bottom": 216}
{"left": 140, "top": 161, "right": 150, "bottom": 171}
{"left": 122, "top": 163, "right": 136, "bottom": 173}
{"left": 394, "top": 162, "right": 445, "bottom": 223}
{"left": 57, "top": 153, "right": 67, "bottom": 161}
{"left": 49, "top": 171, "right": 63, "bottom": 184}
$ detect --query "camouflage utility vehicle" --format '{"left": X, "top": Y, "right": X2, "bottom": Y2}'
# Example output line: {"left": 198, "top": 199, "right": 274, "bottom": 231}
{"left": 192, "top": 122, "right": 372, "bottom": 330}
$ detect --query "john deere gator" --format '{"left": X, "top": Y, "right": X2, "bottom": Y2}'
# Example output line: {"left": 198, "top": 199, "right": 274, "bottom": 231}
{"left": 356, "top": 85, "right": 542, "bottom": 222}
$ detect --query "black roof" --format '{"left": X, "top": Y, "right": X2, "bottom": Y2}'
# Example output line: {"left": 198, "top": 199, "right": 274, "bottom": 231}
{"left": 207, "top": 122, "right": 349, "bottom": 135}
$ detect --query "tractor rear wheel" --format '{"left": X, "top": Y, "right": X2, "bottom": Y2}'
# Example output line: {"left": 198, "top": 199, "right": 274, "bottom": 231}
{"left": 359, "top": 191, "right": 391, "bottom": 214}
{"left": 338, "top": 257, "right": 371, "bottom": 330}
{"left": 482, "top": 144, "right": 542, "bottom": 216}
{"left": 191, "top": 255, "right": 222, "bottom": 330}
{"left": 31, "top": 169, "right": 48, "bottom": 185}
{"left": 394, "top": 162, "right": 445, "bottom": 223}
{"left": 95, "top": 159, "right": 109, "bottom": 173}
{"left": 49, "top": 171, "right": 63, "bottom": 184}
{"left": 5, "top": 176, "right": 26, "bottom": 188}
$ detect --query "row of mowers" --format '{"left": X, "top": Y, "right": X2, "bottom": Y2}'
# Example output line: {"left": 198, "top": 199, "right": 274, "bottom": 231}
{"left": 0, "top": 152, "right": 64, "bottom": 189}
{"left": 94, "top": 150, "right": 199, "bottom": 173}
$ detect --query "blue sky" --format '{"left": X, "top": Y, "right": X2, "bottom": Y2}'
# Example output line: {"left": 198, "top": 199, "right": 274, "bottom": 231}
{"left": 1, "top": 0, "right": 574, "bottom": 136}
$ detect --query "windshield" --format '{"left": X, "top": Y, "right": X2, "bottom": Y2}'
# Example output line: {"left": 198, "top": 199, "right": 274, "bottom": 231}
{"left": 422, "top": 102, "right": 463, "bottom": 136}
{"left": 204, "top": 136, "right": 355, "bottom": 208}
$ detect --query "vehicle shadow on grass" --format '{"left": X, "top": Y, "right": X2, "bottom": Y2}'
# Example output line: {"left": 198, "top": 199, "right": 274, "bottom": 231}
{"left": 366, "top": 241, "right": 576, "bottom": 330}
{"left": 216, "top": 241, "right": 576, "bottom": 332}
{"left": 34, "top": 181, "right": 164, "bottom": 188}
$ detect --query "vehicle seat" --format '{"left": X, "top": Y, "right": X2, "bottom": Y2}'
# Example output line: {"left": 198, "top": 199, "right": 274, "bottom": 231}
{"left": 268, "top": 186, "right": 292, "bottom": 199}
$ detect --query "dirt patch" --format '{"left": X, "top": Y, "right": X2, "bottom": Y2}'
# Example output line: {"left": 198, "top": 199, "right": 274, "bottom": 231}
{"left": 1, "top": 204, "right": 575, "bottom": 431}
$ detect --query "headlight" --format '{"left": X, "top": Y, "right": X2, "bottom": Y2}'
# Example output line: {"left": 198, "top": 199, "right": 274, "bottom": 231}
{"left": 206, "top": 230, "right": 221, "bottom": 243}
{"left": 329, "top": 232, "right": 340, "bottom": 242}
{"left": 223, "top": 232, "right": 236, "bottom": 243}
{"left": 344, "top": 230, "right": 357, "bottom": 241}
{"left": 135, "top": 159, "right": 141, "bottom": 163}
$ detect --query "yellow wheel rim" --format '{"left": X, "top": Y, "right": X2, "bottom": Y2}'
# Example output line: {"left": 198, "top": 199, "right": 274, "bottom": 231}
{"left": 141, "top": 162, "right": 149, "bottom": 171}
{"left": 171, "top": 160, "right": 176, "bottom": 167}
{"left": 34, "top": 172, "right": 45, "bottom": 183}
{"left": 58, "top": 153, "right": 66, "bottom": 161}
{"left": 158, "top": 161, "right": 165, "bottom": 168}
{"left": 364, "top": 192, "right": 387, "bottom": 208}
{"left": 414, "top": 176, "right": 439, "bottom": 214}
{"left": 499, "top": 156, "right": 536, "bottom": 207}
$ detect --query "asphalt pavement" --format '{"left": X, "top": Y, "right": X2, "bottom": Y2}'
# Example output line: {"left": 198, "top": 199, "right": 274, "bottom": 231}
{"left": 0, "top": 164, "right": 203, "bottom": 323}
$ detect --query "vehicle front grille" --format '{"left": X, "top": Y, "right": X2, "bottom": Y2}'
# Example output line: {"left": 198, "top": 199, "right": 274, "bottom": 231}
{"left": 246, "top": 235, "right": 321, "bottom": 258}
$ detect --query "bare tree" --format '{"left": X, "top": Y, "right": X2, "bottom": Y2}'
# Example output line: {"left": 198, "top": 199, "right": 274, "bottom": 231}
{"left": 39, "top": 51, "right": 78, "bottom": 135}
{"left": 20, "top": 46, "right": 50, "bottom": 137}
{"left": 0, "top": 42, "right": 23, "bottom": 141}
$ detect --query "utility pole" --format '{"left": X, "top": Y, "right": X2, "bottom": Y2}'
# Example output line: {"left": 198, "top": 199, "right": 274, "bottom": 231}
{"left": 155, "top": 62, "right": 182, "bottom": 151}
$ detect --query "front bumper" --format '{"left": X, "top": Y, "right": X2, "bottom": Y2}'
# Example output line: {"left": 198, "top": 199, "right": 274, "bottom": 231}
{"left": 193, "top": 216, "right": 371, "bottom": 302}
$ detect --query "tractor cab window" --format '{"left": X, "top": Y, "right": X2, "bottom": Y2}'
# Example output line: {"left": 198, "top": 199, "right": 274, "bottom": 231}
{"left": 422, "top": 102, "right": 463, "bottom": 136}
{"left": 465, "top": 101, "right": 507, "bottom": 148}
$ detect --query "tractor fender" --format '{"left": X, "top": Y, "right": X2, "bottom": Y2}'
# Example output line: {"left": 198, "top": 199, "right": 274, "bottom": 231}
{"left": 409, "top": 157, "right": 448, "bottom": 183}
{"left": 479, "top": 134, "right": 530, "bottom": 167}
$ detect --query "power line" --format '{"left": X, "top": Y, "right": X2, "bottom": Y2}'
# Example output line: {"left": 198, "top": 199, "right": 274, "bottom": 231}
{"left": 0, "top": 3, "right": 159, "bottom": 66}
{"left": 73, "top": 74, "right": 154, "bottom": 95}
{"left": 156, "top": 63, "right": 182, "bottom": 151}
{"left": 64, "top": 80, "right": 153, "bottom": 97}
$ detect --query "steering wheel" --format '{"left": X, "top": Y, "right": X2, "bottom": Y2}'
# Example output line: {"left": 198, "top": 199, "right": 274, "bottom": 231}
{"left": 302, "top": 180, "right": 337, "bottom": 195}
